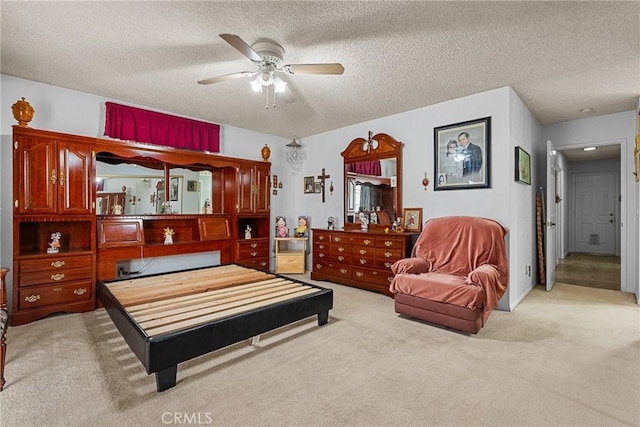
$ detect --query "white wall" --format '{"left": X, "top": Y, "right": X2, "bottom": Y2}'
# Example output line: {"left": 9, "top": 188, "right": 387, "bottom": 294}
{"left": 543, "top": 111, "right": 638, "bottom": 296}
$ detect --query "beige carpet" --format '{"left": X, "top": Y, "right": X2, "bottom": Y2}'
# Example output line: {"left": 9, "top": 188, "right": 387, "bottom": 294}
{"left": 0, "top": 276, "right": 638, "bottom": 427}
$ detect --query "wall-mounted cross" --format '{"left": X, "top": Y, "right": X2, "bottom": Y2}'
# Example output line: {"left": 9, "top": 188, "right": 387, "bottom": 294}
{"left": 317, "top": 168, "right": 331, "bottom": 203}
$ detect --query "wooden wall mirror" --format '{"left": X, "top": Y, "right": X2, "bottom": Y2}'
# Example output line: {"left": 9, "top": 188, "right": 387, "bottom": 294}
{"left": 96, "top": 152, "right": 215, "bottom": 215}
{"left": 342, "top": 132, "right": 403, "bottom": 230}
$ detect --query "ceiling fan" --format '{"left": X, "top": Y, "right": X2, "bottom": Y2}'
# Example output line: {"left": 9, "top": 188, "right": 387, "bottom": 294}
{"left": 198, "top": 34, "right": 344, "bottom": 107}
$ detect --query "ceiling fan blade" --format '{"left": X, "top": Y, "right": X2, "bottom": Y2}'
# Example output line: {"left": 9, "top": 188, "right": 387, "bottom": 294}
{"left": 197, "top": 71, "right": 254, "bottom": 85}
{"left": 284, "top": 63, "right": 344, "bottom": 75}
{"left": 219, "top": 33, "right": 263, "bottom": 62}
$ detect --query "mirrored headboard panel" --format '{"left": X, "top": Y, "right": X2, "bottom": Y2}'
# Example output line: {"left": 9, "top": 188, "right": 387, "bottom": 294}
{"left": 341, "top": 132, "right": 403, "bottom": 230}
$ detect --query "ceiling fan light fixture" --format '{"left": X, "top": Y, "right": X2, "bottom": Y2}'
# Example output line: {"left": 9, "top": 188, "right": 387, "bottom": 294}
{"left": 273, "top": 76, "right": 287, "bottom": 93}
{"left": 249, "top": 76, "right": 263, "bottom": 92}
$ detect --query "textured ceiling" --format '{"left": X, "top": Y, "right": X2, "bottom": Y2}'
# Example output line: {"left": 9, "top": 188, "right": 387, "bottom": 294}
{"left": 1, "top": 1, "right": 638, "bottom": 140}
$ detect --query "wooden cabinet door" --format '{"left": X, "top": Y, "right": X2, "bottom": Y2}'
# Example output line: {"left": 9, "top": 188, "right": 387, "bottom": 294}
{"left": 58, "top": 140, "right": 93, "bottom": 214}
{"left": 15, "top": 134, "right": 58, "bottom": 214}
{"left": 237, "top": 165, "right": 254, "bottom": 214}
{"left": 254, "top": 164, "right": 270, "bottom": 214}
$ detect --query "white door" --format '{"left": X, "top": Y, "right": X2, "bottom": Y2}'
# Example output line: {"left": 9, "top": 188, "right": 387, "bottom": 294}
{"left": 574, "top": 172, "right": 617, "bottom": 255}
{"left": 545, "top": 140, "right": 557, "bottom": 291}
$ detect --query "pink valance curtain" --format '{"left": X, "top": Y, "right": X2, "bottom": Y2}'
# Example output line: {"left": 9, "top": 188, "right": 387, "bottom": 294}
{"left": 347, "top": 160, "right": 382, "bottom": 176}
{"left": 104, "top": 102, "right": 220, "bottom": 152}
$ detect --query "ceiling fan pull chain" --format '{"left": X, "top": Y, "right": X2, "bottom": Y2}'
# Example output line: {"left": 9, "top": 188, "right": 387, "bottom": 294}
{"left": 265, "top": 87, "right": 269, "bottom": 109}
{"left": 273, "top": 87, "right": 277, "bottom": 109}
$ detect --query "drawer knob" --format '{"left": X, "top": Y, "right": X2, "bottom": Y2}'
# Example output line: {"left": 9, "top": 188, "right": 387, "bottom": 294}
{"left": 51, "top": 260, "right": 66, "bottom": 268}
{"left": 51, "top": 273, "right": 65, "bottom": 281}
{"left": 74, "top": 288, "right": 87, "bottom": 296}
{"left": 25, "top": 294, "right": 40, "bottom": 303}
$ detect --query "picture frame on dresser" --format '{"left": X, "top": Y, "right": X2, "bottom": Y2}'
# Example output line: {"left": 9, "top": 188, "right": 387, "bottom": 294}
{"left": 403, "top": 208, "right": 422, "bottom": 232}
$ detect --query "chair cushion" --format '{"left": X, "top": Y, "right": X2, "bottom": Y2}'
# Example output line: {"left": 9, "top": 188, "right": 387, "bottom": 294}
{"left": 0, "top": 309, "right": 7, "bottom": 334}
{"left": 391, "top": 272, "right": 484, "bottom": 310}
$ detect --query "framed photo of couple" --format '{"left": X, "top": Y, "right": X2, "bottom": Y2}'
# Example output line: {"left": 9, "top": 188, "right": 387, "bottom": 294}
{"left": 433, "top": 117, "right": 491, "bottom": 191}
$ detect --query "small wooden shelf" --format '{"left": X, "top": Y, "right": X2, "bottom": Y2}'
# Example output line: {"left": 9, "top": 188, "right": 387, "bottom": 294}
{"left": 274, "top": 238, "right": 307, "bottom": 274}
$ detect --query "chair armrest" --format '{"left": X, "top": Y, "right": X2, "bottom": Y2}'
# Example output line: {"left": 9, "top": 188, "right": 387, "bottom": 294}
{"left": 466, "top": 264, "right": 499, "bottom": 285}
{"left": 391, "top": 258, "right": 432, "bottom": 275}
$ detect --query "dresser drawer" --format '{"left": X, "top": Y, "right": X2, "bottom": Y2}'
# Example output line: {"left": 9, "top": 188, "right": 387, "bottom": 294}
{"left": 237, "top": 243, "right": 269, "bottom": 259}
{"left": 375, "top": 236, "right": 405, "bottom": 249}
{"left": 237, "top": 258, "right": 269, "bottom": 271}
{"left": 313, "top": 261, "right": 351, "bottom": 279}
{"left": 351, "top": 267, "right": 394, "bottom": 287}
{"left": 20, "top": 267, "right": 93, "bottom": 287}
{"left": 18, "top": 280, "right": 93, "bottom": 310}
{"left": 350, "top": 236, "right": 375, "bottom": 246}
{"left": 313, "top": 231, "right": 331, "bottom": 243}
{"left": 20, "top": 255, "right": 92, "bottom": 272}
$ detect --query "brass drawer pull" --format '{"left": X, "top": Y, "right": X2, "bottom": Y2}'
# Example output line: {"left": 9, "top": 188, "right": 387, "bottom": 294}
{"left": 387, "top": 277, "right": 393, "bottom": 282}
{"left": 316, "top": 264, "right": 322, "bottom": 269}
{"left": 319, "top": 244, "right": 325, "bottom": 249}
{"left": 340, "top": 268, "right": 348, "bottom": 274}
{"left": 53, "top": 287, "right": 63, "bottom": 292}
{"left": 338, "top": 256, "right": 344, "bottom": 261}
{"left": 319, "top": 253, "right": 325, "bottom": 258}
{"left": 251, "top": 243, "right": 257, "bottom": 248}
{"left": 384, "top": 241, "right": 393, "bottom": 247}
{"left": 260, "top": 261, "right": 267, "bottom": 266}
{"left": 363, "top": 239, "right": 371, "bottom": 245}
{"left": 74, "top": 288, "right": 87, "bottom": 296}
{"left": 250, "top": 251, "right": 257, "bottom": 257}
{"left": 334, "top": 237, "right": 341, "bottom": 242}
{"left": 319, "top": 236, "right": 325, "bottom": 241}
{"left": 355, "top": 271, "right": 364, "bottom": 277}
{"left": 359, "top": 249, "right": 367, "bottom": 254}
{"left": 51, "top": 260, "right": 66, "bottom": 268}
{"left": 384, "top": 252, "right": 392, "bottom": 258}
{"left": 385, "top": 262, "right": 393, "bottom": 268}
{"left": 50, "top": 169, "right": 57, "bottom": 185}
{"left": 25, "top": 294, "right": 40, "bottom": 303}
{"left": 359, "top": 259, "right": 367, "bottom": 264}
{"left": 59, "top": 170, "right": 65, "bottom": 186}
{"left": 337, "top": 247, "right": 345, "bottom": 252}
{"left": 51, "top": 273, "right": 65, "bottom": 281}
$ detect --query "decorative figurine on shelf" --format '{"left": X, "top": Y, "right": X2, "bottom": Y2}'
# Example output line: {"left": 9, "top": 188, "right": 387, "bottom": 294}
{"left": 245, "top": 225, "right": 252, "bottom": 239}
{"left": 275, "top": 216, "right": 288, "bottom": 238}
{"left": 161, "top": 202, "right": 173, "bottom": 214}
{"left": 112, "top": 204, "right": 123, "bottom": 215}
{"left": 202, "top": 198, "right": 212, "bottom": 214}
{"left": 163, "top": 227, "right": 175, "bottom": 245}
{"left": 295, "top": 216, "right": 309, "bottom": 237}
{"left": 359, "top": 212, "right": 369, "bottom": 231}
{"left": 47, "top": 231, "right": 61, "bottom": 254}
{"left": 327, "top": 216, "right": 335, "bottom": 230}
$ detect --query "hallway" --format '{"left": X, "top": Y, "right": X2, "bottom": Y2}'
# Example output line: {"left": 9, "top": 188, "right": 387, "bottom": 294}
{"left": 554, "top": 252, "right": 621, "bottom": 290}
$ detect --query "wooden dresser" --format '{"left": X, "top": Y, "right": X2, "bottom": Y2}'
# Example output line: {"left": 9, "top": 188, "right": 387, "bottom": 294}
{"left": 311, "top": 228, "right": 418, "bottom": 296}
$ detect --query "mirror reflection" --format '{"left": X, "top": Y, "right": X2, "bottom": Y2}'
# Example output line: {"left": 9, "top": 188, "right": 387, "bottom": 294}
{"left": 346, "top": 158, "right": 397, "bottom": 225}
{"left": 96, "top": 154, "right": 213, "bottom": 215}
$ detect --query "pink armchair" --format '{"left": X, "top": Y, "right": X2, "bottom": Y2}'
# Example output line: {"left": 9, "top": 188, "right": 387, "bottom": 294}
{"left": 389, "top": 216, "right": 508, "bottom": 334}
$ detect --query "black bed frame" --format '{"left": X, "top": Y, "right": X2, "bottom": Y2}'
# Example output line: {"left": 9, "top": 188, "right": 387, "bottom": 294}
{"left": 97, "top": 265, "right": 333, "bottom": 392}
